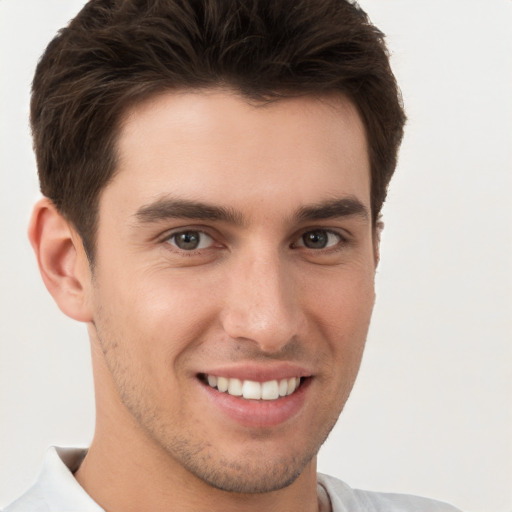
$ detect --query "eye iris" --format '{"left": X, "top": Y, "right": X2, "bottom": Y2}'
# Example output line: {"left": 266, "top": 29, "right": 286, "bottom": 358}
{"left": 175, "top": 231, "right": 200, "bottom": 250}
{"left": 303, "top": 230, "right": 328, "bottom": 249}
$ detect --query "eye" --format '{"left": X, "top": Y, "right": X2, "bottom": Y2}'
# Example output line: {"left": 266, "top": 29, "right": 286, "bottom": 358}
{"left": 167, "top": 230, "right": 214, "bottom": 251}
{"left": 295, "top": 229, "right": 343, "bottom": 250}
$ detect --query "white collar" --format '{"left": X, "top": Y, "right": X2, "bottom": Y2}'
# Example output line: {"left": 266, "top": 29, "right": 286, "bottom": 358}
{"left": 7, "top": 446, "right": 102, "bottom": 512}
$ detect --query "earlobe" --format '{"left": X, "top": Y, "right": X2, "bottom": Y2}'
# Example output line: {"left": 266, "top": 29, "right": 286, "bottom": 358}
{"left": 28, "top": 198, "right": 93, "bottom": 323}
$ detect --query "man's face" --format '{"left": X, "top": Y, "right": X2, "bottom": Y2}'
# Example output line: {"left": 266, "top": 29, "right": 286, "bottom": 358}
{"left": 86, "top": 90, "right": 376, "bottom": 493}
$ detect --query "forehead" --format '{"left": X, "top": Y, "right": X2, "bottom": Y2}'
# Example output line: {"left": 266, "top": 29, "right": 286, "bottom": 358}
{"left": 104, "top": 89, "right": 370, "bottom": 223}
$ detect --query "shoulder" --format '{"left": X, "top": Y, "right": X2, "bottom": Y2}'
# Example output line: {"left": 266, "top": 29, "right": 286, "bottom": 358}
{"left": 318, "top": 473, "right": 464, "bottom": 512}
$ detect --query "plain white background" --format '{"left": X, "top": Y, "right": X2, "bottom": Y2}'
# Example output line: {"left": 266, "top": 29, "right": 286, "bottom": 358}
{"left": 0, "top": 1, "right": 511, "bottom": 511}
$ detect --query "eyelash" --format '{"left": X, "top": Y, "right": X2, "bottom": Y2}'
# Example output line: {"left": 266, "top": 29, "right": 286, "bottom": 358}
{"left": 162, "top": 227, "right": 349, "bottom": 255}
{"left": 163, "top": 229, "right": 218, "bottom": 255}
{"left": 291, "top": 229, "right": 347, "bottom": 251}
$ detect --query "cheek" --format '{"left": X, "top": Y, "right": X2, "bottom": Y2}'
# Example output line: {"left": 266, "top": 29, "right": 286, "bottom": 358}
{"left": 306, "top": 265, "right": 375, "bottom": 328}
{"left": 92, "top": 265, "right": 220, "bottom": 370}
{"left": 304, "top": 266, "right": 375, "bottom": 374}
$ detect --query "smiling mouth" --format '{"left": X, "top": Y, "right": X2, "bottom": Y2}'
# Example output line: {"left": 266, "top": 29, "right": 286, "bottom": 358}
{"left": 199, "top": 374, "right": 304, "bottom": 400}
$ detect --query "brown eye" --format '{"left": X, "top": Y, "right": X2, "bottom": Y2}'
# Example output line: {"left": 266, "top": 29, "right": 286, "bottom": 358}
{"left": 168, "top": 231, "right": 213, "bottom": 251}
{"left": 298, "top": 230, "right": 342, "bottom": 249}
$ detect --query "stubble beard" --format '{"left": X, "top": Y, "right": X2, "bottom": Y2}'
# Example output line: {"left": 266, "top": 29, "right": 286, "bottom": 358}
{"left": 94, "top": 333, "right": 345, "bottom": 495}
{"left": 117, "top": 371, "right": 340, "bottom": 494}
{"left": 91, "top": 295, "right": 354, "bottom": 496}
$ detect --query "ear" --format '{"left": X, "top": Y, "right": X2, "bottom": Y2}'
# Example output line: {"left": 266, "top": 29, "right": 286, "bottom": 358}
{"left": 28, "top": 198, "right": 93, "bottom": 322}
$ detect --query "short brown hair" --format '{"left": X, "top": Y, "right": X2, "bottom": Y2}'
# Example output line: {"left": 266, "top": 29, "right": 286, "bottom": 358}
{"left": 31, "top": 0, "right": 405, "bottom": 262}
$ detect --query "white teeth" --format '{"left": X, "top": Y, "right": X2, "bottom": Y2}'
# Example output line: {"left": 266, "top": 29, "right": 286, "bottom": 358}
{"left": 261, "top": 380, "right": 279, "bottom": 400}
{"left": 279, "top": 378, "right": 288, "bottom": 397}
{"left": 287, "top": 377, "right": 297, "bottom": 396}
{"left": 217, "top": 376, "right": 229, "bottom": 392}
{"left": 242, "top": 380, "right": 262, "bottom": 399}
{"left": 228, "top": 378, "right": 243, "bottom": 396}
{"left": 205, "top": 375, "right": 302, "bottom": 400}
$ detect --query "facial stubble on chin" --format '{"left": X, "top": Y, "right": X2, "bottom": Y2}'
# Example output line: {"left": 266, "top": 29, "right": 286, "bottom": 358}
{"left": 92, "top": 314, "right": 354, "bottom": 495}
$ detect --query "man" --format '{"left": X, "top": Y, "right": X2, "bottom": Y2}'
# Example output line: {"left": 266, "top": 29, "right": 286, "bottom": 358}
{"left": 4, "top": 0, "right": 463, "bottom": 510}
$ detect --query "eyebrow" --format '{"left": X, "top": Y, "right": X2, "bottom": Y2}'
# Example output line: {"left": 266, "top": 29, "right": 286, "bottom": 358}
{"left": 134, "top": 197, "right": 244, "bottom": 225}
{"left": 133, "top": 195, "right": 369, "bottom": 226}
{"left": 295, "top": 197, "right": 369, "bottom": 223}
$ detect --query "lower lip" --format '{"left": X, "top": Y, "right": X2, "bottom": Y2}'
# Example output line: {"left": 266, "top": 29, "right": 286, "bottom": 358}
{"left": 199, "top": 378, "right": 311, "bottom": 428}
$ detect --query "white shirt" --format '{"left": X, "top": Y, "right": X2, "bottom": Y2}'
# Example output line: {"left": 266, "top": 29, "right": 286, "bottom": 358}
{"left": 3, "top": 447, "right": 463, "bottom": 511}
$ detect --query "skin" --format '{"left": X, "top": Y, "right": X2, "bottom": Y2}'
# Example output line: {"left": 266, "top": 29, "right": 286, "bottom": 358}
{"left": 30, "top": 89, "right": 378, "bottom": 512}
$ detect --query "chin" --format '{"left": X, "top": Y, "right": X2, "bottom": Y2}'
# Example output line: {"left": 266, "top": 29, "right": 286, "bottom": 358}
{"left": 185, "top": 452, "right": 313, "bottom": 494}
{"left": 157, "top": 424, "right": 327, "bottom": 495}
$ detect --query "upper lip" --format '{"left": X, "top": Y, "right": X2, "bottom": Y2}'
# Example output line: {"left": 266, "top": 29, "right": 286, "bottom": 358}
{"left": 197, "top": 363, "right": 313, "bottom": 382}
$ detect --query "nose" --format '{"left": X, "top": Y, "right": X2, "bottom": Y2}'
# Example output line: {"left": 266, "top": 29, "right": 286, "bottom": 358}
{"left": 220, "top": 250, "right": 303, "bottom": 353}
